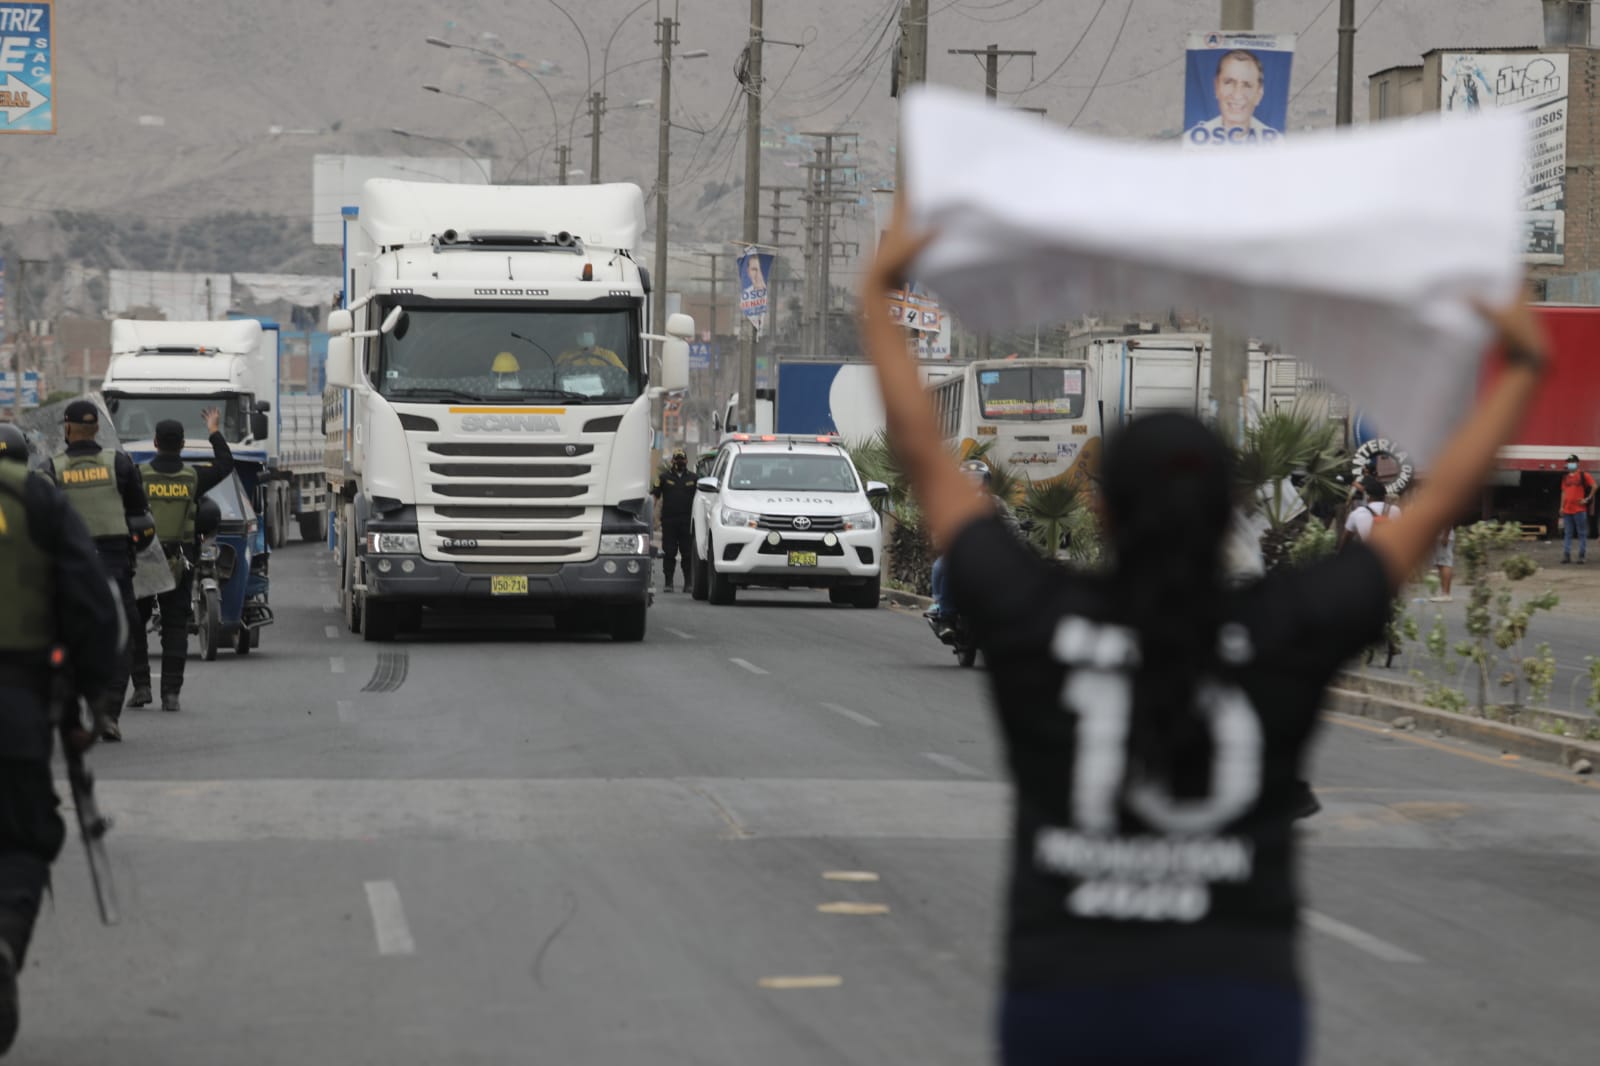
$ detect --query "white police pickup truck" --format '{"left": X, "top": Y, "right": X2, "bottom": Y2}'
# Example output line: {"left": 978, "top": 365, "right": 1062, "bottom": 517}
{"left": 689, "top": 434, "right": 887, "bottom": 607}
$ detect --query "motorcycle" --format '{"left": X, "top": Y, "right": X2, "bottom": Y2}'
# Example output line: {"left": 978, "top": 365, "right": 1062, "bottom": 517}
{"left": 927, "top": 612, "right": 981, "bottom": 669}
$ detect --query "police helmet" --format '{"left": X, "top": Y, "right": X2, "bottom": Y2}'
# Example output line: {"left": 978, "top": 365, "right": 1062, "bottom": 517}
{"left": 195, "top": 496, "right": 222, "bottom": 539}
{"left": 128, "top": 512, "right": 157, "bottom": 552}
{"left": 0, "top": 423, "right": 28, "bottom": 464}
{"left": 960, "top": 458, "right": 992, "bottom": 485}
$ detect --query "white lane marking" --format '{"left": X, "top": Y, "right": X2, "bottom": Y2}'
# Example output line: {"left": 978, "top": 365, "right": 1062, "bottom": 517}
{"left": 364, "top": 880, "right": 416, "bottom": 956}
{"left": 665, "top": 627, "right": 695, "bottom": 640}
{"left": 924, "top": 752, "right": 984, "bottom": 778}
{"left": 336, "top": 700, "right": 353, "bottom": 723}
{"left": 730, "top": 658, "right": 769, "bottom": 676}
{"left": 1304, "top": 910, "right": 1423, "bottom": 964}
{"left": 820, "top": 702, "right": 880, "bottom": 728}
{"left": 330, "top": 656, "right": 346, "bottom": 674}
{"left": 324, "top": 625, "right": 340, "bottom": 639}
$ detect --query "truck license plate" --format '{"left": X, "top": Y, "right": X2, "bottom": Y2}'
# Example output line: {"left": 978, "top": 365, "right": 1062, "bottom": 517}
{"left": 787, "top": 551, "right": 818, "bottom": 567}
{"left": 490, "top": 575, "right": 529, "bottom": 596}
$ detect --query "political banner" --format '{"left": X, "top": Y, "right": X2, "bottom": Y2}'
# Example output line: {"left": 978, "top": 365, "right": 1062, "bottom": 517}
{"left": 1441, "top": 52, "right": 1568, "bottom": 265}
{"left": 688, "top": 340, "right": 714, "bottom": 371}
{"left": 0, "top": 2, "right": 53, "bottom": 134}
{"left": 737, "top": 247, "right": 775, "bottom": 334}
{"left": 0, "top": 371, "right": 40, "bottom": 406}
{"left": 1183, "top": 32, "right": 1294, "bottom": 150}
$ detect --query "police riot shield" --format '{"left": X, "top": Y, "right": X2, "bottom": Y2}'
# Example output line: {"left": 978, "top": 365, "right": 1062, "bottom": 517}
{"left": 132, "top": 534, "right": 178, "bottom": 599}
{"left": 14, "top": 392, "right": 119, "bottom": 473}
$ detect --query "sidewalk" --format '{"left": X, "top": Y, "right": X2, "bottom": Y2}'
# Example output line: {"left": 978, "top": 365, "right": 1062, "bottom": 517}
{"left": 1451, "top": 537, "right": 1600, "bottom": 616}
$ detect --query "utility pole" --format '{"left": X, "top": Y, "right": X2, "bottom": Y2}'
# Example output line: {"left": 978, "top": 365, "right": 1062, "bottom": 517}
{"left": 589, "top": 92, "right": 607, "bottom": 182}
{"left": 800, "top": 132, "right": 859, "bottom": 356}
{"left": 1335, "top": 0, "right": 1355, "bottom": 127}
{"left": 760, "top": 185, "right": 801, "bottom": 338}
{"left": 556, "top": 143, "right": 571, "bottom": 185}
{"left": 652, "top": 15, "right": 678, "bottom": 338}
{"left": 691, "top": 251, "right": 726, "bottom": 433}
{"left": 948, "top": 43, "right": 1034, "bottom": 361}
{"left": 737, "top": 0, "right": 764, "bottom": 429}
{"left": 1211, "top": 0, "right": 1253, "bottom": 442}
{"left": 802, "top": 152, "right": 822, "bottom": 354}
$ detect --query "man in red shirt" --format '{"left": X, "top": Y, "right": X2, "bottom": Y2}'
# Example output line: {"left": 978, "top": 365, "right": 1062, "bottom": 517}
{"left": 1560, "top": 454, "right": 1596, "bottom": 564}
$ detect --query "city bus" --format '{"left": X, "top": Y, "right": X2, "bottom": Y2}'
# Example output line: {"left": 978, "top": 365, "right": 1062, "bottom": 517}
{"left": 928, "top": 358, "right": 1102, "bottom": 489}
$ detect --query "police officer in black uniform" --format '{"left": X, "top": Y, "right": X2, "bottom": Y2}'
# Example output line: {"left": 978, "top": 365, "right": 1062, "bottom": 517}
{"left": 131, "top": 412, "right": 233, "bottom": 714}
{"left": 41, "top": 401, "right": 146, "bottom": 741}
{"left": 651, "top": 448, "right": 698, "bottom": 592}
{"left": 0, "top": 422, "right": 122, "bottom": 1056}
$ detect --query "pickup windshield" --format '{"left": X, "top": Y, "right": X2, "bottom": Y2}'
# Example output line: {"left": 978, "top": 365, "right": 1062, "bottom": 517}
{"left": 105, "top": 394, "right": 244, "bottom": 443}
{"left": 728, "top": 454, "right": 860, "bottom": 493}
{"left": 377, "top": 306, "right": 643, "bottom": 404}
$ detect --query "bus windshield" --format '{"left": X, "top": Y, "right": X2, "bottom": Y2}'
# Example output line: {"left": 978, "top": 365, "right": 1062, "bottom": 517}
{"left": 976, "top": 367, "right": 1086, "bottom": 422}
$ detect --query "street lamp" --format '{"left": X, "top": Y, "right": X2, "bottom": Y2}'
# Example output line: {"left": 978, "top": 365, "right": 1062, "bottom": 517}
{"left": 420, "top": 84, "right": 532, "bottom": 183}
{"left": 388, "top": 128, "right": 492, "bottom": 182}
{"left": 425, "top": 36, "right": 563, "bottom": 178}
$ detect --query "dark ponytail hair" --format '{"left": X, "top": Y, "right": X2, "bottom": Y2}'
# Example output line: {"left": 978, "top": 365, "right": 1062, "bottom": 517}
{"left": 1100, "top": 414, "right": 1236, "bottom": 783}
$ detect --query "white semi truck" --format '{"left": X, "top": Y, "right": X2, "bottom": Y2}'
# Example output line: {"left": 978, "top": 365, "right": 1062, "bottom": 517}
{"left": 102, "top": 318, "right": 329, "bottom": 546}
{"left": 323, "top": 178, "right": 692, "bottom": 642}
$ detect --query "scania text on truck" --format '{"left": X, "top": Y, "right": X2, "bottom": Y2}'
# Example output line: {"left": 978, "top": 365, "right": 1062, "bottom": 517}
{"left": 323, "top": 178, "right": 692, "bottom": 642}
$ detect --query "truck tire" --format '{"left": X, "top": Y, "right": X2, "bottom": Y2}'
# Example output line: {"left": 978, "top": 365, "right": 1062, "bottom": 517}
{"left": 690, "top": 546, "right": 710, "bottom": 601}
{"left": 299, "top": 509, "right": 326, "bottom": 543}
{"left": 363, "top": 600, "right": 397, "bottom": 642}
{"left": 851, "top": 575, "right": 881, "bottom": 609}
{"left": 343, "top": 519, "right": 363, "bottom": 635}
{"left": 708, "top": 549, "right": 737, "bottom": 606}
{"left": 609, "top": 603, "right": 647, "bottom": 642}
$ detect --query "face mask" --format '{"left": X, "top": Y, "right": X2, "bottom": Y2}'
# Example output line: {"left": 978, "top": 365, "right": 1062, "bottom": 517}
{"left": 1569, "top": 463, "right": 1580, "bottom": 472}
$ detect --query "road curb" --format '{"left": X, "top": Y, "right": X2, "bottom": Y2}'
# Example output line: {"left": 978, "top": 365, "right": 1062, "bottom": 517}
{"left": 884, "top": 588, "right": 933, "bottom": 610}
{"left": 1326, "top": 685, "right": 1600, "bottom": 771}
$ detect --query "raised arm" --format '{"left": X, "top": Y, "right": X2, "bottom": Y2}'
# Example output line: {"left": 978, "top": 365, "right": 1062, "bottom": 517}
{"left": 857, "top": 198, "right": 989, "bottom": 550}
{"left": 1366, "top": 292, "right": 1548, "bottom": 588}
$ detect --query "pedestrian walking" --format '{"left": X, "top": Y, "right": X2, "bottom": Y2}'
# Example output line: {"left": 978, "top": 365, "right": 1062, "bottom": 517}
{"left": 1432, "top": 527, "right": 1455, "bottom": 601}
{"left": 0, "top": 423, "right": 122, "bottom": 1056}
{"left": 1558, "top": 454, "right": 1595, "bottom": 564}
{"left": 860, "top": 195, "right": 1548, "bottom": 1066}
{"left": 41, "top": 401, "right": 147, "bottom": 741}
{"left": 130, "top": 413, "right": 233, "bottom": 714}
{"left": 652, "top": 449, "right": 697, "bottom": 593}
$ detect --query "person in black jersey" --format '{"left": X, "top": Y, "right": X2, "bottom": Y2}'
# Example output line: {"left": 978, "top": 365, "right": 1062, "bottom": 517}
{"left": 859, "top": 196, "right": 1549, "bottom": 1066}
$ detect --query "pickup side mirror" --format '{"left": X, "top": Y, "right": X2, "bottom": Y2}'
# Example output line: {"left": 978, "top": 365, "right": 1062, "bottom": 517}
{"left": 866, "top": 481, "right": 889, "bottom": 500}
{"left": 250, "top": 412, "right": 270, "bottom": 441}
{"left": 696, "top": 477, "right": 720, "bottom": 494}
{"left": 326, "top": 335, "right": 355, "bottom": 389}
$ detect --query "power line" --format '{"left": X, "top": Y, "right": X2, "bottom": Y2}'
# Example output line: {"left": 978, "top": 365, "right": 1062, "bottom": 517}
{"left": 1288, "top": 0, "right": 1392, "bottom": 108}
{"left": 1000, "top": 0, "right": 1108, "bottom": 97}
{"left": 1068, "top": 0, "right": 1136, "bottom": 128}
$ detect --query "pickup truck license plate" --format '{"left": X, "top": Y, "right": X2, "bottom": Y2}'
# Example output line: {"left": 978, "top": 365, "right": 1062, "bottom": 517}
{"left": 490, "top": 575, "right": 529, "bottom": 596}
{"left": 787, "top": 551, "right": 818, "bottom": 567}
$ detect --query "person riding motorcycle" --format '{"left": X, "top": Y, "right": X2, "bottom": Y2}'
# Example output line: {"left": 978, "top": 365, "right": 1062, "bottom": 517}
{"left": 925, "top": 460, "right": 1021, "bottom": 636}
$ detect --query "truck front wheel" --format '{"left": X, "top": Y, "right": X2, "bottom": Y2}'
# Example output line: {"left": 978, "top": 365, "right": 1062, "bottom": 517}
{"left": 299, "top": 509, "right": 326, "bottom": 543}
{"left": 609, "top": 603, "right": 647, "bottom": 642}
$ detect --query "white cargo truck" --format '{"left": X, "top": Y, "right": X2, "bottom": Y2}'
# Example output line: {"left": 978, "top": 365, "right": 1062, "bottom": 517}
{"left": 324, "top": 178, "right": 692, "bottom": 642}
{"left": 103, "top": 318, "right": 330, "bottom": 547}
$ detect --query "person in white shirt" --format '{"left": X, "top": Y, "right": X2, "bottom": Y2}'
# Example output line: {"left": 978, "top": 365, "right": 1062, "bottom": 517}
{"left": 1341, "top": 475, "right": 1401, "bottom": 547}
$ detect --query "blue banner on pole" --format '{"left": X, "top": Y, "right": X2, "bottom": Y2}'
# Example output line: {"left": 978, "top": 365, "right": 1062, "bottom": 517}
{"left": 1183, "top": 32, "right": 1294, "bottom": 150}
{"left": 0, "top": 3, "right": 54, "bottom": 135}
{"left": 0, "top": 371, "right": 41, "bottom": 406}
{"left": 688, "top": 340, "right": 714, "bottom": 371}
{"left": 737, "top": 247, "right": 776, "bottom": 335}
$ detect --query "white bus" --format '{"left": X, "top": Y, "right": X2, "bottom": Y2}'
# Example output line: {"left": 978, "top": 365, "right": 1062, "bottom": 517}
{"left": 928, "top": 358, "right": 1102, "bottom": 489}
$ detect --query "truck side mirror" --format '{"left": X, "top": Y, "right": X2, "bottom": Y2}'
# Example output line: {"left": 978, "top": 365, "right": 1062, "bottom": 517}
{"left": 326, "top": 335, "right": 355, "bottom": 388}
{"left": 255, "top": 400, "right": 271, "bottom": 413}
{"left": 250, "top": 412, "right": 270, "bottom": 441}
{"left": 328, "top": 309, "right": 353, "bottom": 334}
{"left": 660, "top": 312, "right": 694, "bottom": 392}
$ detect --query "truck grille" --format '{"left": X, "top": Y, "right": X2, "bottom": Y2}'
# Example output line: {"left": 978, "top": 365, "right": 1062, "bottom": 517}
{"left": 757, "top": 514, "right": 846, "bottom": 532}
{"left": 427, "top": 442, "right": 593, "bottom": 458}
{"left": 433, "top": 506, "right": 584, "bottom": 520}
{"left": 433, "top": 483, "right": 585, "bottom": 499}
{"left": 428, "top": 463, "right": 591, "bottom": 478}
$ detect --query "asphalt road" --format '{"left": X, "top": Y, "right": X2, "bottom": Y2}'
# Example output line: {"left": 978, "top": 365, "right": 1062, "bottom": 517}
{"left": 11, "top": 543, "right": 1600, "bottom": 1065}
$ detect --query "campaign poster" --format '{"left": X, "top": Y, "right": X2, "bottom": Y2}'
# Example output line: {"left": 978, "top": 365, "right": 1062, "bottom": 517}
{"left": 1183, "top": 32, "right": 1295, "bottom": 150}
{"left": 737, "top": 247, "right": 775, "bottom": 335}
{"left": 0, "top": 2, "right": 53, "bottom": 134}
{"left": 1440, "top": 52, "right": 1568, "bottom": 265}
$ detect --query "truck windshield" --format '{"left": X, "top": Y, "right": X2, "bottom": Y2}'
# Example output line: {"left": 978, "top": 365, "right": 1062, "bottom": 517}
{"left": 728, "top": 454, "right": 860, "bottom": 493}
{"left": 105, "top": 394, "right": 244, "bottom": 443}
{"left": 976, "top": 367, "right": 1087, "bottom": 422}
{"left": 377, "top": 306, "right": 643, "bottom": 404}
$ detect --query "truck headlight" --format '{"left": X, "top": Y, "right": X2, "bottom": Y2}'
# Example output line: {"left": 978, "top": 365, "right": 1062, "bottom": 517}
{"left": 367, "top": 531, "right": 420, "bottom": 554}
{"left": 720, "top": 507, "right": 758, "bottom": 529}
{"left": 842, "top": 510, "right": 878, "bottom": 531}
{"left": 599, "top": 533, "right": 650, "bottom": 555}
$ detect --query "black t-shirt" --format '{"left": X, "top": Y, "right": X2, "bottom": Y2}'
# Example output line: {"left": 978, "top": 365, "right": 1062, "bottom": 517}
{"left": 946, "top": 515, "right": 1391, "bottom": 989}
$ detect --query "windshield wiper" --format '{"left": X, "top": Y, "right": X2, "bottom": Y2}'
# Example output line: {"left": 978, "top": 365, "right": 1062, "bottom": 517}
{"left": 515, "top": 388, "right": 600, "bottom": 402}
{"left": 387, "top": 387, "right": 495, "bottom": 403}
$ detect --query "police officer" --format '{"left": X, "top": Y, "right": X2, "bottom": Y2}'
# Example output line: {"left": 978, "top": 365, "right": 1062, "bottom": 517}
{"left": 131, "top": 411, "right": 233, "bottom": 714}
{"left": 0, "top": 422, "right": 122, "bottom": 1056}
{"left": 651, "top": 448, "right": 697, "bottom": 593}
{"left": 41, "top": 401, "right": 146, "bottom": 741}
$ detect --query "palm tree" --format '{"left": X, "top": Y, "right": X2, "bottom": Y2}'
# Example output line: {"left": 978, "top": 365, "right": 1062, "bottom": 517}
{"left": 1022, "top": 479, "right": 1085, "bottom": 561}
{"left": 1235, "top": 404, "right": 1345, "bottom": 531}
